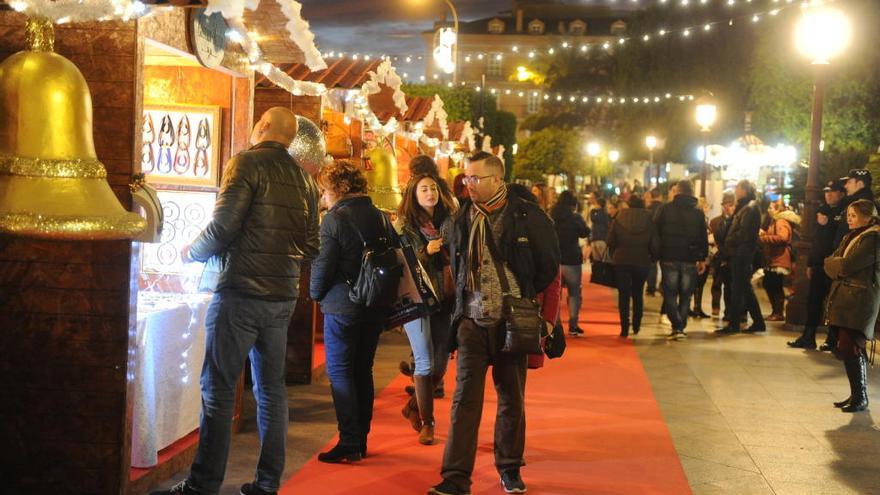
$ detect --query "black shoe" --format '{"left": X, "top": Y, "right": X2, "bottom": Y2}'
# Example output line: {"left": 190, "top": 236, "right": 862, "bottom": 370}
{"left": 317, "top": 444, "right": 363, "bottom": 464}
{"left": 834, "top": 396, "right": 851, "bottom": 408}
{"left": 151, "top": 481, "right": 200, "bottom": 495}
{"left": 405, "top": 385, "right": 415, "bottom": 396}
{"left": 500, "top": 469, "right": 527, "bottom": 494}
{"left": 569, "top": 326, "right": 584, "bottom": 336}
{"left": 240, "top": 483, "right": 276, "bottom": 495}
{"left": 743, "top": 325, "right": 766, "bottom": 333}
{"left": 842, "top": 356, "right": 869, "bottom": 413}
{"left": 819, "top": 342, "right": 836, "bottom": 352}
{"left": 715, "top": 326, "right": 739, "bottom": 334}
{"left": 788, "top": 337, "right": 817, "bottom": 350}
{"left": 427, "top": 479, "right": 471, "bottom": 495}
{"left": 399, "top": 361, "right": 414, "bottom": 377}
{"left": 433, "top": 386, "right": 445, "bottom": 399}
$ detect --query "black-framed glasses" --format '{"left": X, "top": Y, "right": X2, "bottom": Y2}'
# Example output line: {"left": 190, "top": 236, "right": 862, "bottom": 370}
{"left": 462, "top": 175, "right": 495, "bottom": 186}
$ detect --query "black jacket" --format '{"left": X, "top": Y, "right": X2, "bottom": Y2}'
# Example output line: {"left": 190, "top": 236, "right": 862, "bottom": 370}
{"left": 653, "top": 195, "right": 709, "bottom": 262}
{"left": 553, "top": 209, "right": 590, "bottom": 265}
{"left": 189, "top": 141, "right": 319, "bottom": 300}
{"left": 589, "top": 208, "right": 610, "bottom": 242}
{"left": 607, "top": 207, "right": 658, "bottom": 267}
{"left": 724, "top": 197, "right": 762, "bottom": 258}
{"left": 809, "top": 203, "right": 843, "bottom": 268}
{"left": 709, "top": 214, "right": 733, "bottom": 265}
{"left": 833, "top": 187, "right": 876, "bottom": 248}
{"left": 309, "top": 195, "right": 398, "bottom": 316}
{"left": 449, "top": 194, "right": 560, "bottom": 325}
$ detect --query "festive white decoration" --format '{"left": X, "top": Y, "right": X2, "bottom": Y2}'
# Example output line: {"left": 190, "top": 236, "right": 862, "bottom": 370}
{"left": 459, "top": 121, "right": 476, "bottom": 152}
{"left": 481, "top": 135, "right": 493, "bottom": 153}
{"left": 496, "top": 145, "right": 505, "bottom": 159}
{"left": 361, "top": 60, "right": 408, "bottom": 115}
{"left": 10, "top": 0, "right": 150, "bottom": 23}
{"left": 424, "top": 95, "right": 448, "bottom": 141}
{"left": 276, "top": 0, "right": 327, "bottom": 72}
{"left": 205, "top": 0, "right": 259, "bottom": 20}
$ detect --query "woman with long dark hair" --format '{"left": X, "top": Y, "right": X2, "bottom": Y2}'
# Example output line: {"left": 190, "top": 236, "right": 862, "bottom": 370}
{"left": 397, "top": 170, "right": 458, "bottom": 445}
{"left": 551, "top": 190, "right": 591, "bottom": 336}
{"left": 823, "top": 199, "right": 880, "bottom": 412}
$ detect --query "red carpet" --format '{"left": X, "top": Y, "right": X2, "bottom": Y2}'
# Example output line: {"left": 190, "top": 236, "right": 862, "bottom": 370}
{"left": 281, "top": 280, "right": 691, "bottom": 494}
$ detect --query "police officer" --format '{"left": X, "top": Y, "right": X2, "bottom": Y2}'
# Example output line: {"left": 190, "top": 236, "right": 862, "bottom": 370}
{"left": 822, "top": 169, "right": 877, "bottom": 351}
{"left": 788, "top": 179, "right": 845, "bottom": 349}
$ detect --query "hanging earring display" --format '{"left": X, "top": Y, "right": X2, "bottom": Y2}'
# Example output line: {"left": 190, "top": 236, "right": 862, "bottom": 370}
{"left": 173, "top": 115, "right": 191, "bottom": 175}
{"left": 156, "top": 114, "right": 175, "bottom": 174}
{"left": 193, "top": 117, "right": 211, "bottom": 178}
{"left": 141, "top": 113, "right": 156, "bottom": 173}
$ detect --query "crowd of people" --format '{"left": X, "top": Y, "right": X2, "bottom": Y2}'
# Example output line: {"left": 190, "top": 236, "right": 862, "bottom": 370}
{"left": 154, "top": 107, "right": 877, "bottom": 495}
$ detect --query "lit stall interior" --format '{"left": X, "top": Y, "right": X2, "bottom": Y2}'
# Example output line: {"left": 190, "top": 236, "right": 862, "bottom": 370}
{"left": 129, "top": 38, "right": 250, "bottom": 477}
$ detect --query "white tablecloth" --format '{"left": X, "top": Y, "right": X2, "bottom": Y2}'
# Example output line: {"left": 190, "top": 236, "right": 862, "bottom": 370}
{"left": 131, "top": 293, "right": 212, "bottom": 468}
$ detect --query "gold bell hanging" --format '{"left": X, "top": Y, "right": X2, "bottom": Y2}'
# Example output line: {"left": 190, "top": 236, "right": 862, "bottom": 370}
{"left": 0, "top": 18, "right": 145, "bottom": 240}
{"left": 365, "top": 147, "right": 402, "bottom": 213}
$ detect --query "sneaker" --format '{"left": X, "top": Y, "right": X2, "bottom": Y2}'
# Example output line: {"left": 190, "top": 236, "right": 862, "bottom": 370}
{"left": 500, "top": 469, "right": 527, "bottom": 494}
{"left": 240, "top": 483, "right": 276, "bottom": 495}
{"left": 427, "top": 479, "right": 471, "bottom": 495}
{"left": 674, "top": 331, "right": 688, "bottom": 341}
{"left": 150, "top": 480, "right": 200, "bottom": 495}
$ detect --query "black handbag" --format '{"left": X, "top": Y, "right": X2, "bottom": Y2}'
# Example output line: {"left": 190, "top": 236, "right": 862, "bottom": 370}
{"left": 543, "top": 321, "right": 567, "bottom": 359}
{"left": 485, "top": 230, "right": 543, "bottom": 355}
{"left": 590, "top": 260, "right": 616, "bottom": 288}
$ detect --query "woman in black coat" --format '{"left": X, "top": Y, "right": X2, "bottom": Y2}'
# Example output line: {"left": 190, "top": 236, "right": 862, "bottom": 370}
{"left": 551, "top": 190, "right": 591, "bottom": 336}
{"left": 310, "top": 160, "right": 397, "bottom": 463}
{"left": 607, "top": 195, "right": 659, "bottom": 337}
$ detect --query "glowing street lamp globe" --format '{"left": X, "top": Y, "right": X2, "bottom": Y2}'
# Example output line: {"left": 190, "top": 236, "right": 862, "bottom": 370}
{"left": 586, "top": 142, "right": 601, "bottom": 157}
{"left": 695, "top": 98, "right": 717, "bottom": 132}
{"left": 795, "top": 6, "right": 851, "bottom": 65}
{"left": 609, "top": 150, "right": 620, "bottom": 163}
{"left": 645, "top": 135, "right": 657, "bottom": 150}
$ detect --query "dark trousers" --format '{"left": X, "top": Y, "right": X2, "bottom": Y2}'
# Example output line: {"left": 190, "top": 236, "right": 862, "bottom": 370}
{"left": 728, "top": 255, "right": 765, "bottom": 330}
{"left": 323, "top": 312, "right": 383, "bottom": 448}
{"left": 614, "top": 264, "right": 649, "bottom": 335}
{"left": 805, "top": 269, "right": 832, "bottom": 329}
{"left": 660, "top": 261, "right": 698, "bottom": 332}
{"left": 693, "top": 267, "right": 710, "bottom": 312}
{"left": 441, "top": 318, "right": 527, "bottom": 491}
{"left": 189, "top": 292, "right": 295, "bottom": 494}
{"left": 711, "top": 263, "right": 731, "bottom": 316}
{"left": 647, "top": 261, "right": 659, "bottom": 293}
{"left": 762, "top": 271, "right": 786, "bottom": 316}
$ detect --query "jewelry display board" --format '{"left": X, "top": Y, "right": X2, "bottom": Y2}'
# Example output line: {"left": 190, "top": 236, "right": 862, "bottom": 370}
{"left": 140, "top": 190, "right": 216, "bottom": 275}
{"left": 142, "top": 104, "right": 222, "bottom": 187}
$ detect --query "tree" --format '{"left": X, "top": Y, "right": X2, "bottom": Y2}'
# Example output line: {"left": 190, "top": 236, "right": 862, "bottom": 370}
{"left": 513, "top": 127, "right": 587, "bottom": 189}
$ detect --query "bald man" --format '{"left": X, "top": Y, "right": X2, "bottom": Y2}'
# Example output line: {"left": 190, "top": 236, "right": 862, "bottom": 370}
{"left": 158, "top": 107, "right": 319, "bottom": 495}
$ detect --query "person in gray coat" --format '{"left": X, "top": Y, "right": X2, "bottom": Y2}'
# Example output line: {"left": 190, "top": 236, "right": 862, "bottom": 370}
{"left": 823, "top": 199, "right": 880, "bottom": 413}
{"left": 607, "top": 195, "right": 659, "bottom": 337}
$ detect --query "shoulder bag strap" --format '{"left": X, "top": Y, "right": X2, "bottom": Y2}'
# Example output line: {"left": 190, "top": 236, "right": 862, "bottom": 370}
{"left": 483, "top": 223, "right": 513, "bottom": 296}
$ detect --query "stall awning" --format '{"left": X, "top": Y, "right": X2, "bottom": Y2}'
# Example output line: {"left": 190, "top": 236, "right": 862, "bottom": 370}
{"left": 255, "top": 58, "right": 382, "bottom": 89}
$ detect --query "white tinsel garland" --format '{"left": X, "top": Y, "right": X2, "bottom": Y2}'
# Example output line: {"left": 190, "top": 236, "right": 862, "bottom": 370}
{"left": 459, "top": 121, "right": 476, "bottom": 152}
{"left": 277, "top": 0, "right": 326, "bottom": 72}
{"left": 361, "top": 59, "right": 407, "bottom": 116}
{"left": 8, "top": 0, "right": 147, "bottom": 23}
{"left": 424, "top": 94, "right": 448, "bottom": 141}
{"left": 481, "top": 135, "right": 493, "bottom": 153}
{"left": 205, "top": 0, "right": 259, "bottom": 20}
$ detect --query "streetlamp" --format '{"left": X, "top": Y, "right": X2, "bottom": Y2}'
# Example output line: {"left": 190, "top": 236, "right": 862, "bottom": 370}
{"left": 645, "top": 134, "right": 658, "bottom": 185}
{"left": 695, "top": 96, "right": 717, "bottom": 198}
{"left": 426, "top": 0, "right": 459, "bottom": 85}
{"left": 786, "top": 6, "right": 851, "bottom": 326}
{"left": 609, "top": 149, "right": 620, "bottom": 164}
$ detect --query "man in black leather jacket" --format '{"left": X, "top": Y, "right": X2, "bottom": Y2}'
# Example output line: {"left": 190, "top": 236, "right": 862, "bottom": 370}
{"left": 718, "top": 180, "right": 765, "bottom": 334}
{"left": 429, "top": 152, "right": 559, "bottom": 495}
{"left": 156, "top": 107, "right": 319, "bottom": 495}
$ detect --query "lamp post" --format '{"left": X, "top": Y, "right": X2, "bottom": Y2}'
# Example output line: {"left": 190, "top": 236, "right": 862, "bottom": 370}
{"left": 587, "top": 141, "right": 600, "bottom": 186}
{"left": 425, "top": 0, "right": 459, "bottom": 84}
{"left": 786, "top": 6, "right": 851, "bottom": 326}
{"left": 695, "top": 97, "right": 717, "bottom": 198}
{"left": 646, "top": 134, "right": 658, "bottom": 185}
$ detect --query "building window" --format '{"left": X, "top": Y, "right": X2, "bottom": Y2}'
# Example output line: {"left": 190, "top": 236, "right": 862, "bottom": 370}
{"left": 527, "top": 92, "right": 541, "bottom": 115}
{"left": 570, "top": 20, "right": 586, "bottom": 35}
{"left": 487, "top": 53, "right": 503, "bottom": 76}
{"left": 528, "top": 20, "right": 544, "bottom": 35}
{"left": 488, "top": 19, "right": 504, "bottom": 34}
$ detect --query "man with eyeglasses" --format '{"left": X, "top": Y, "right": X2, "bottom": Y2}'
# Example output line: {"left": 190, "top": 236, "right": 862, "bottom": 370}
{"left": 429, "top": 152, "right": 560, "bottom": 495}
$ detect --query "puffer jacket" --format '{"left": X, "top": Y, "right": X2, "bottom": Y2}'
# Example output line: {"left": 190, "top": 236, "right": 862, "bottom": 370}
{"left": 824, "top": 224, "right": 880, "bottom": 339}
{"left": 189, "top": 141, "right": 319, "bottom": 300}
{"left": 606, "top": 207, "right": 659, "bottom": 267}
{"left": 309, "top": 195, "right": 398, "bottom": 316}
{"left": 759, "top": 210, "right": 800, "bottom": 271}
{"left": 724, "top": 198, "right": 762, "bottom": 258}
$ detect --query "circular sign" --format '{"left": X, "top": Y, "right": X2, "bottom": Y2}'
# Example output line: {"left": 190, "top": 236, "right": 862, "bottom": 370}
{"left": 188, "top": 8, "right": 227, "bottom": 69}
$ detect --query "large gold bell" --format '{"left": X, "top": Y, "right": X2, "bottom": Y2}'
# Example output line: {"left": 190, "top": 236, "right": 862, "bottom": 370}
{"left": 365, "top": 147, "right": 402, "bottom": 213}
{"left": 0, "top": 18, "right": 145, "bottom": 240}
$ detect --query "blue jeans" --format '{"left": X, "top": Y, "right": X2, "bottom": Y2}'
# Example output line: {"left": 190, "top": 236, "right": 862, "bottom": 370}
{"left": 561, "top": 264, "right": 583, "bottom": 329}
{"left": 323, "top": 312, "right": 383, "bottom": 448}
{"left": 403, "top": 307, "right": 452, "bottom": 377}
{"left": 660, "top": 261, "right": 698, "bottom": 332}
{"left": 189, "top": 291, "right": 295, "bottom": 494}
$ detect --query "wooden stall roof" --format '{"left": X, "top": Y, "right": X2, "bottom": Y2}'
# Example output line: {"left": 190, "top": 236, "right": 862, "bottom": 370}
{"left": 255, "top": 58, "right": 382, "bottom": 90}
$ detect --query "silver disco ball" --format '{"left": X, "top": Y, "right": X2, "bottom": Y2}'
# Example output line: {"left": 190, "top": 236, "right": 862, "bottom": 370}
{"left": 289, "top": 116, "right": 327, "bottom": 175}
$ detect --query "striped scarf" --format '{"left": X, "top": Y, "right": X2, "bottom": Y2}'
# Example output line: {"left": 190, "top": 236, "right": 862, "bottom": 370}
{"left": 467, "top": 183, "right": 508, "bottom": 290}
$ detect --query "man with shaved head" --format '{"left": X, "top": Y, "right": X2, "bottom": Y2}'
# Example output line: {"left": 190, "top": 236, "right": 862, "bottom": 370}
{"left": 155, "top": 107, "right": 319, "bottom": 495}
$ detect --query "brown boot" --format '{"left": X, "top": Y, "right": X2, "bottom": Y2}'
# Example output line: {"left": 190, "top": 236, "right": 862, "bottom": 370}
{"left": 401, "top": 396, "right": 421, "bottom": 432}
{"left": 414, "top": 375, "right": 435, "bottom": 442}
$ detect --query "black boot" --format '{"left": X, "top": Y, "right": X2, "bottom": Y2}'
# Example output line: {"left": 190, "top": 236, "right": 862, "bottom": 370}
{"left": 317, "top": 443, "right": 363, "bottom": 463}
{"left": 842, "top": 356, "right": 869, "bottom": 413}
{"left": 820, "top": 327, "right": 838, "bottom": 352}
{"left": 834, "top": 358, "right": 856, "bottom": 408}
{"left": 788, "top": 327, "right": 817, "bottom": 349}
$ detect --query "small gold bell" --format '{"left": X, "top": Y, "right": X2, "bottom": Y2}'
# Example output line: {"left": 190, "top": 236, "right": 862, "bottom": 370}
{"left": 365, "top": 147, "right": 402, "bottom": 213}
{"left": 0, "top": 18, "right": 145, "bottom": 240}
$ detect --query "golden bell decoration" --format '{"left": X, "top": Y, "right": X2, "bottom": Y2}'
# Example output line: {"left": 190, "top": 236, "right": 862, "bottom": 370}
{"left": 0, "top": 18, "right": 145, "bottom": 240}
{"left": 365, "top": 147, "right": 402, "bottom": 213}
